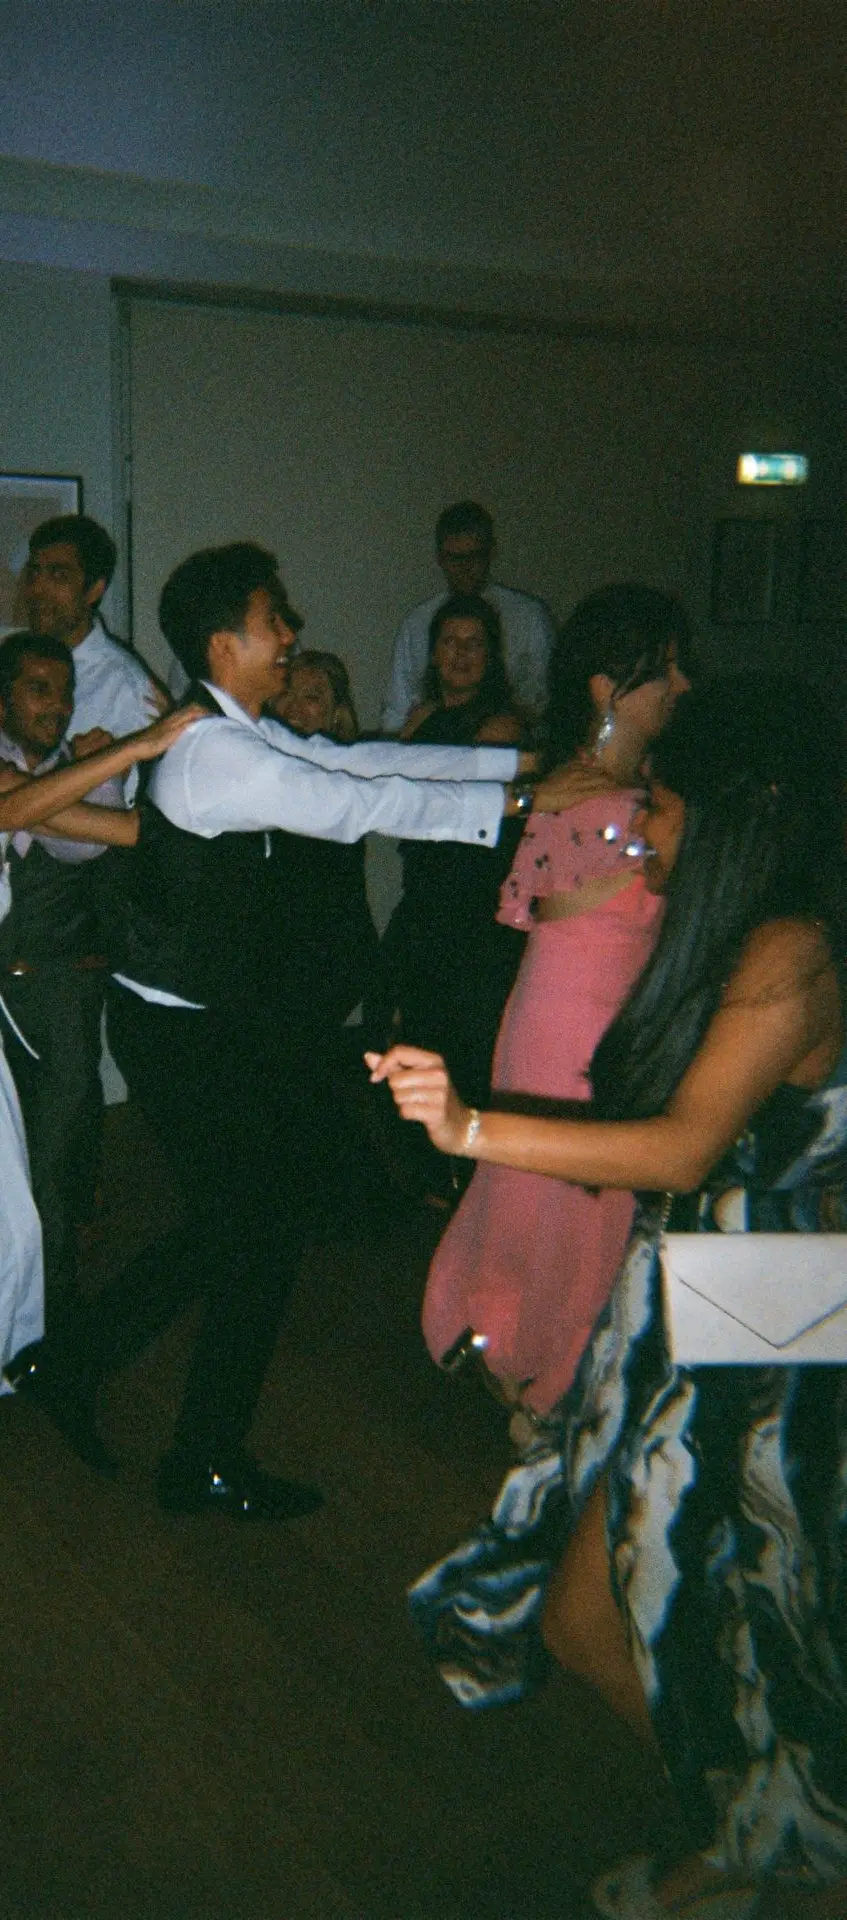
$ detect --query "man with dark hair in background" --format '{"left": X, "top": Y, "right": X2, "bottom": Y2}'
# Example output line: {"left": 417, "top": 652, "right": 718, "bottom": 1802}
{"left": 22, "top": 513, "right": 169, "bottom": 1093}
{"left": 380, "top": 500, "right": 556, "bottom": 733}
{"left": 22, "top": 515, "right": 166, "bottom": 746}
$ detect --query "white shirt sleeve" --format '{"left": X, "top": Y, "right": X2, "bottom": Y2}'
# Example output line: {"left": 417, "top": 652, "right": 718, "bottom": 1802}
{"left": 380, "top": 614, "right": 426, "bottom": 734}
{"left": 70, "top": 648, "right": 160, "bottom": 741}
{"left": 149, "top": 719, "right": 506, "bottom": 848}
{"left": 70, "top": 631, "right": 163, "bottom": 803}
{"left": 104, "top": 674, "right": 160, "bottom": 737}
{"left": 261, "top": 717, "right": 518, "bottom": 784}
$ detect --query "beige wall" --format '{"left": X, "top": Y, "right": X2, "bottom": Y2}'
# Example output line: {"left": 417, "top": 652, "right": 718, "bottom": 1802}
{"left": 0, "top": 263, "right": 118, "bottom": 594}
{"left": 126, "top": 293, "right": 842, "bottom": 715}
{"left": 121, "top": 288, "right": 845, "bottom": 926}
{"left": 1, "top": 261, "right": 840, "bottom": 712}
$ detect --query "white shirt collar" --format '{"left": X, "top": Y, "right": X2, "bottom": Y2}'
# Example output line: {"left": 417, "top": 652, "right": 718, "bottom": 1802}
{"left": 70, "top": 614, "right": 108, "bottom": 661}
{"left": 199, "top": 681, "right": 266, "bottom": 733}
{"left": 0, "top": 727, "right": 66, "bottom": 775}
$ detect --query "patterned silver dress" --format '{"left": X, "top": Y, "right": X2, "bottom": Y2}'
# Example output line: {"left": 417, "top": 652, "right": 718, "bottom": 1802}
{"left": 409, "top": 1048, "right": 847, "bottom": 1891}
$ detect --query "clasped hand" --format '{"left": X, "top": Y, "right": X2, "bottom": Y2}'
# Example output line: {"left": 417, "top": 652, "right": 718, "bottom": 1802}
{"left": 71, "top": 727, "right": 115, "bottom": 759}
{"left": 365, "top": 1046, "right": 470, "bottom": 1155}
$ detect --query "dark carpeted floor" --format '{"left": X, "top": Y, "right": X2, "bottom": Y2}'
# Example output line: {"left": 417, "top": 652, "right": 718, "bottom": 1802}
{"left": 0, "top": 1101, "right": 680, "bottom": 1920}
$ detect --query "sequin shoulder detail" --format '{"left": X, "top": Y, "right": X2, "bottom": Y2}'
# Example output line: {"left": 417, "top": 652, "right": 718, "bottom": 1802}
{"left": 497, "top": 789, "right": 643, "bottom": 929}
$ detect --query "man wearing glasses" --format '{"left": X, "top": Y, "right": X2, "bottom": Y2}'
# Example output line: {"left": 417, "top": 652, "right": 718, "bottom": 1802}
{"left": 380, "top": 500, "right": 555, "bottom": 734}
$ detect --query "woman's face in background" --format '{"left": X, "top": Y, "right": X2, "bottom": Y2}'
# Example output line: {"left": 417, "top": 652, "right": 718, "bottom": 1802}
{"left": 275, "top": 663, "right": 335, "bottom": 736}
{"left": 636, "top": 782, "right": 686, "bottom": 891}
{"left": 432, "top": 616, "right": 489, "bottom": 702}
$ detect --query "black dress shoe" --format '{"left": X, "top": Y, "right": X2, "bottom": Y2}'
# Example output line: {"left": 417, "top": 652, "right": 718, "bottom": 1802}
{"left": 5, "top": 1342, "right": 118, "bottom": 1477}
{"left": 156, "top": 1451, "right": 324, "bottom": 1520}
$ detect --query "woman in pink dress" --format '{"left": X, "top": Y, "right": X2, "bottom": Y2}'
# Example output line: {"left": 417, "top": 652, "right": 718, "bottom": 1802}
{"left": 421, "top": 585, "right": 692, "bottom": 1416}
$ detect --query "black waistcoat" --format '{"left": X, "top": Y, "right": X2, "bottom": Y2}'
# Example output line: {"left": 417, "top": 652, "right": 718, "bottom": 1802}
{"left": 0, "top": 838, "right": 100, "bottom": 968}
{"left": 117, "top": 685, "right": 275, "bottom": 1014}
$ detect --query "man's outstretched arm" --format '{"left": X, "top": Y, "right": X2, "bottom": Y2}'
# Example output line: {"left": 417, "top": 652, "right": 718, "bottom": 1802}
{"left": 262, "top": 718, "right": 521, "bottom": 784}
{"left": 150, "top": 718, "right": 510, "bottom": 848}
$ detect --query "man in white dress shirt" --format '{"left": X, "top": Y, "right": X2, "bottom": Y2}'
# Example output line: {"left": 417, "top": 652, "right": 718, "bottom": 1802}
{"left": 21, "top": 515, "right": 166, "bottom": 747}
{"left": 21, "top": 517, "right": 168, "bottom": 1105}
{"left": 95, "top": 541, "right": 527, "bottom": 1521}
{"left": 380, "top": 501, "right": 556, "bottom": 734}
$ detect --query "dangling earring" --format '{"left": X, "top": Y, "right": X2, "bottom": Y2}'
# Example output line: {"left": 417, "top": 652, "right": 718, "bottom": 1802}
{"left": 594, "top": 704, "right": 616, "bottom": 755}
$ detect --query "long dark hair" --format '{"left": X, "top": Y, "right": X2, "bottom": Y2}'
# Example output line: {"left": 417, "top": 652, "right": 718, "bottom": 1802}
{"left": 591, "top": 673, "right": 847, "bottom": 1122}
{"left": 543, "top": 583, "right": 693, "bottom": 773}
{"left": 422, "top": 592, "right": 512, "bottom": 717}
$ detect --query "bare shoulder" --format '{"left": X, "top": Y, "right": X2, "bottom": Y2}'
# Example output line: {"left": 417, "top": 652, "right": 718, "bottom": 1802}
{"left": 532, "top": 758, "right": 633, "bottom": 815}
{"left": 474, "top": 711, "right": 522, "bottom": 745}
{"left": 733, "top": 917, "right": 835, "bottom": 992}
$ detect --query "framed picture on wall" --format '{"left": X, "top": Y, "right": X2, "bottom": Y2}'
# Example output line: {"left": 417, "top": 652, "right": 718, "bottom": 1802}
{"left": 0, "top": 471, "right": 83, "bottom": 632}
{"left": 711, "top": 518, "right": 777, "bottom": 624}
{"left": 798, "top": 520, "right": 847, "bottom": 624}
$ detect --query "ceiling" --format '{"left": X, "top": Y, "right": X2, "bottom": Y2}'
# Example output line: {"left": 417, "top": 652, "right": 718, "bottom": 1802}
{"left": 0, "top": 0, "right": 843, "bottom": 335}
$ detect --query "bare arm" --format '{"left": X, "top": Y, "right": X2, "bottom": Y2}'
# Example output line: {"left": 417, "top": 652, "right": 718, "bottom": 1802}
{"left": 0, "top": 706, "right": 204, "bottom": 832}
{"left": 367, "top": 921, "right": 842, "bottom": 1192}
{"left": 475, "top": 712, "right": 523, "bottom": 746}
{"left": 30, "top": 802, "right": 140, "bottom": 847}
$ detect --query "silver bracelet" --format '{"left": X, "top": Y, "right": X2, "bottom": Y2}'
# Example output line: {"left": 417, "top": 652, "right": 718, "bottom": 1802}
{"left": 462, "top": 1107, "right": 482, "bottom": 1155}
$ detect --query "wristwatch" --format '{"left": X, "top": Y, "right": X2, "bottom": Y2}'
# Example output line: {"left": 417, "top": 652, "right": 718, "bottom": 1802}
{"left": 509, "top": 774, "right": 537, "bottom": 816}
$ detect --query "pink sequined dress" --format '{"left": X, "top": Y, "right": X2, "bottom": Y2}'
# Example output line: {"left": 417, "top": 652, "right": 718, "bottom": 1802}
{"left": 421, "top": 791, "right": 664, "bottom": 1414}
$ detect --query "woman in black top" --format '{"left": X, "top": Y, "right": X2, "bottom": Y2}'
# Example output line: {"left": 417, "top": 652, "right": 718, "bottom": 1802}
{"left": 376, "top": 594, "right": 527, "bottom": 1133}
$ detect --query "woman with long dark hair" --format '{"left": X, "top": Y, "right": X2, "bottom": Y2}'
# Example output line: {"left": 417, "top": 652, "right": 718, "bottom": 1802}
{"left": 369, "top": 674, "right": 847, "bottom": 1919}
{"left": 399, "top": 590, "right": 519, "bottom": 747}
{"left": 420, "top": 584, "right": 690, "bottom": 1411}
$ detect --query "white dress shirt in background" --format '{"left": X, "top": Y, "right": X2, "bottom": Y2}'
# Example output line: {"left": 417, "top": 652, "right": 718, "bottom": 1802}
{"left": 68, "top": 617, "right": 162, "bottom": 742}
{"left": 380, "top": 582, "right": 556, "bottom": 734}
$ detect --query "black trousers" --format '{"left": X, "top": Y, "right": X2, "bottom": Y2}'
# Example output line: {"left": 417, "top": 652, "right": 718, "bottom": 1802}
{"left": 99, "top": 983, "right": 317, "bottom": 1463}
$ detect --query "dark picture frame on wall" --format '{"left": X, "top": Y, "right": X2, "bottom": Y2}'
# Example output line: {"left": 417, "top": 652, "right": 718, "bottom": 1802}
{"left": 711, "top": 518, "right": 777, "bottom": 624}
{"left": 0, "top": 471, "right": 83, "bottom": 631}
{"left": 798, "top": 520, "right": 847, "bottom": 624}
